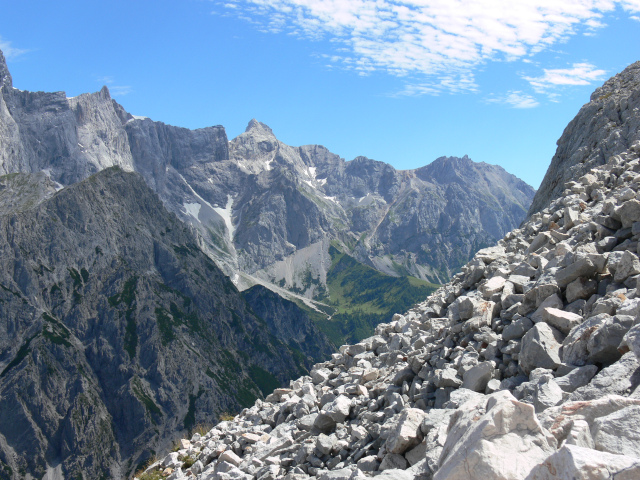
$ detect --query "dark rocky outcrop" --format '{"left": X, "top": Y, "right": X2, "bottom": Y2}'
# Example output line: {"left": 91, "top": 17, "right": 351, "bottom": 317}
{"left": 0, "top": 168, "right": 333, "bottom": 479}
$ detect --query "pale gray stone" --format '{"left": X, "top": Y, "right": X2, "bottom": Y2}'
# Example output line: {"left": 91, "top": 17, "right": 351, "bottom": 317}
{"left": 520, "top": 323, "right": 564, "bottom": 374}
{"left": 542, "top": 307, "right": 583, "bottom": 334}
{"left": 587, "top": 314, "right": 634, "bottom": 364}
{"left": 502, "top": 317, "right": 534, "bottom": 341}
{"left": 618, "top": 199, "right": 640, "bottom": 228}
{"left": 530, "top": 293, "right": 563, "bottom": 323}
{"left": 461, "top": 361, "right": 494, "bottom": 392}
{"left": 524, "top": 444, "right": 640, "bottom": 480}
{"left": 313, "top": 413, "right": 336, "bottom": 434}
{"left": 614, "top": 250, "right": 640, "bottom": 283}
{"left": 622, "top": 323, "right": 640, "bottom": 360}
{"left": 435, "top": 392, "right": 556, "bottom": 480}
{"left": 565, "top": 277, "right": 598, "bottom": 303}
{"left": 561, "top": 314, "right": 610, "bottom": 366}
{"left": 434, "top": 368, "right": 462, "bottom": 388}
{"left": 218, "top": 450, "right": 242, "bottom": 467}
{"left": 534, "top": 378, "right": 564, "bottom": 413}
{"left": 316, "top": 434, "right": 335, "bottom": 456}
{"left": 556, "top": 258, "right": 599, "bottom": 288}
{"left": 379, "top": 453, "right": 408, "bottom": 471}
{"left": 385, "top": 408, "right": 427, "bottom": 454}
{"left": 405, "top": 441, "right": 427, "bottom": 467}
{"left": 554, "top": 365, "right": 598, "bottom": 393}
{"left": 311, "top": 368, "right": 331, "bottom": 385}
{"left": 480, "top": 275, "right": 506, "bottom": 298}
{"left": 324, "top": 395, "right": 352, "bottom": 423}
{"left": 568, "top": 353, "right": 640, "bottom": 401}
{"left": 563, "top": 419, "right": 595, "bottom": 449}
{"left": 356, "top": 456, "right": 379, "bottom": 472}
{"left": 592, "top": 405, "right": 640, "bottom": 457}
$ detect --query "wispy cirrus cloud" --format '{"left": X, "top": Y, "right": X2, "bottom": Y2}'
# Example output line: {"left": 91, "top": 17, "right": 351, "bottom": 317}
{"left": 486, "top": 90, "right": 540, "bottom": 108}
{"left": 395, "top": 72, "right": 479, "bottom": 96}
{"left": 524, "top": 62, "right": 607, "bottom": 93}
{"left": 220, "top": 0, "right": 639, "bottom": 96}
{"left": 96, "top": 75, "right": 132, "bottom": 97}
{"left": 0, "top": 37, "right": 29, "bottom": 59}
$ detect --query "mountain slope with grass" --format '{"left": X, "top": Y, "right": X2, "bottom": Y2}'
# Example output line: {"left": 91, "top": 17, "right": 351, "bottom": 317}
{"left": 314, "top": 246, "right": 438, "bottom": 346}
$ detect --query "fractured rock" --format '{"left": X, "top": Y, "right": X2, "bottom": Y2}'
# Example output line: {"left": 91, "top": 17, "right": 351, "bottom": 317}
{"left": 385, "top": 408, "right": 427, "bottom": 455}
{"left": 542, "top": 307, "right": 583, "bottom": 334}
{"left": 435, "top": 393, "right": 556, "bottom": 480}
{"left": 461, "top": 361, "right": 494, "bottom": 393}
{"left": 520, "top": 323, "right": 564, "bottom": 374}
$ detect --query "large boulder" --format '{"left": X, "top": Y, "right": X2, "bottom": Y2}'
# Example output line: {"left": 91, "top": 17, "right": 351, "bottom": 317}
{"left": 434, "top": 392, "right": 556, "bottom": 480}
{"left": 525, "top": 444, "right": 640, "bottom": 480}
{"left": 385, "top": 408, "right": 427, "bottom": 455}
{"left": 592, "top": 404, "right": 640, "bottom": 457}
{"left": 561, "top": 314, "right": 610, "bottom": 366}
{"left": 537, "top": 395, "right": 640, "bottom": 451}
{"left": 520, "top": 323, "right": 564, "bottom": 374}
{"left": 567, "top": 352, "right": 640, "bottom": 402}
{"left": 541, "top": 308, "right": 583, "bottom": 334}
{"left": 461, "top": 361, "right": 494, "bottom": 392}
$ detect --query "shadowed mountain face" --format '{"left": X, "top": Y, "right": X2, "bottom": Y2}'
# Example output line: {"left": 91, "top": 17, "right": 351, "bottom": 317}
{"left": 0, "top": 49, "right": 534, "bottom": 299}
{"left": 0, "top": 168, "right": 332, "bottom": 479}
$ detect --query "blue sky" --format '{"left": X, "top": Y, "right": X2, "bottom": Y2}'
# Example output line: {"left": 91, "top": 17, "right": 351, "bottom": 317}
{"left": 1, "top": 0, "right": 639, "bottom": 188}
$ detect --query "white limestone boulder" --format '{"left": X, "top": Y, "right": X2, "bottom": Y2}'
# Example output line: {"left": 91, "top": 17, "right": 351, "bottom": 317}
{"left": 525, "top": 444, "right": 640, "bottom": 480}
{"left": 434, "top": 391, "right": 556, "bottom": 480}
{"left": 385, "top": 407, "right": 427, "bottom": 455}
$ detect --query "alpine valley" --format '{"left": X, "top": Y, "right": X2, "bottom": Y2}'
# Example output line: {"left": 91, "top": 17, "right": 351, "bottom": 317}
{"left": 0, "top": 46, "right": 539, "bottom": 480}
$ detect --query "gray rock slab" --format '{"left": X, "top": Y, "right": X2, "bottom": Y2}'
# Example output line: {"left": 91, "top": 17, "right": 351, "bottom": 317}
{"left": 520, "top": 323, "right": 564, "bottom": 374}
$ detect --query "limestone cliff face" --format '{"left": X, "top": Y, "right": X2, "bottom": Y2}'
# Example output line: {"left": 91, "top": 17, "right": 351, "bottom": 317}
{"left": 224, "top": 124, "right": 535, "bottom": 288}
{"left": 528, "top": 61, "right": 640, "bottom": 217}
{"left": 0, "top": 50, "right": 534, "bottom": 295}
{"left": 0, "top": 168, "right": 332, "bottom": 479}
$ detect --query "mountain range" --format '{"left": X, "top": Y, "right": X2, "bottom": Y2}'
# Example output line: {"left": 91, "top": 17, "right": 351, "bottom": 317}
{"left": 0, "top": 47, "right": 537, "bottom": 479}
{"left": 141, "top": 61, "right": 640, "bottom": 480}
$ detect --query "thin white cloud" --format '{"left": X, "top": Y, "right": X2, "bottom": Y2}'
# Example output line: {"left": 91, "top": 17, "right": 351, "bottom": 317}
{"left": 96, "top": 76, "right": 132, "bottom": 97}
{"left": 396, "top": 71, "right": 478, "bottom": 96}
{"left": 97, "top": 75, "right": 115, "bottom": 84}
{"left": 109, "top": 85, "right": 133, "bottom": 96}
{"left": 486, "top": 90, "right": 540, "bottom": 108}
{"left": 524, "top": 62, "right": 607, "bottom": 93}
{"left": 226, "top": 0, "right": 636, "bottom": 95}
{"left": 0, "top": 37, "right": 28, "bottom": 59}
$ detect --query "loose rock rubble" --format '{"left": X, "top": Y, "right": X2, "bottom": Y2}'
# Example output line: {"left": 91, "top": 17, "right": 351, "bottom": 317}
{"left": 141, "top": 130, "right": 640, "bottom": 479}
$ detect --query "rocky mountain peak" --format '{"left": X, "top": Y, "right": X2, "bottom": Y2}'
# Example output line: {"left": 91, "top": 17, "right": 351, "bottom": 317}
{"left": 245, "top": 118, "right": 275, "bottom": 136}
{"left": 98, "top": 84, "right": 111, "bottom": 100}
{"left": 0, "top": 49, "right": 12, "bottom": 89}
{"left": 417, "top": 155, "right": 481, "bottom": 185}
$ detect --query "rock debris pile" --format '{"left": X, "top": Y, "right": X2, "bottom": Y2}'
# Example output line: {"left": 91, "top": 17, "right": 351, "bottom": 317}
{"left": 141, "top": 91, "right": 640, "bottom": 480}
